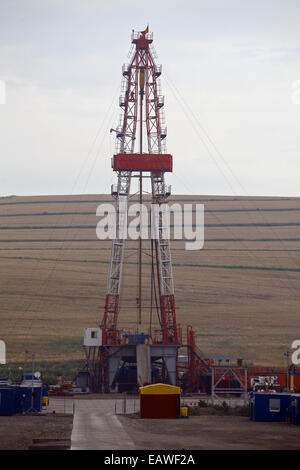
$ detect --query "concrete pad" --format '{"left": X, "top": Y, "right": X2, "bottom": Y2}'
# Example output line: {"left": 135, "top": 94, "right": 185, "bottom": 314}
{"left": 71, "top": 399, "right": 136, "bottom": 450}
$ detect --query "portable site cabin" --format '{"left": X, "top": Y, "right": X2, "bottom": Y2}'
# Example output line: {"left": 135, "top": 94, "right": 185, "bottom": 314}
{"left": 289, "top": 394, "right": 300, "bottom": 426}
{"left": 249, "top": 392, "right": 291, "bottom": 422}
{"left": 0, "top": 373, "right": 49, "bottom": 415}
{"left": 139, "top": 383, "right": 181, "bottom": 419}
{"left": 0, "top": 386, "right": 15, "bottom": 415}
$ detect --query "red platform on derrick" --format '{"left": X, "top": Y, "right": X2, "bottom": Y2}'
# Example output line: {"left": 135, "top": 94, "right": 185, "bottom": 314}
{"left": 112, "top": 153, "right": 173, "bottom": 172}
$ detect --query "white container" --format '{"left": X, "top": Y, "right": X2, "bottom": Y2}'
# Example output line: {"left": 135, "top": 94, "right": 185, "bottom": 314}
{"left": 83, "top": 328, "right": 102, "bottom": 347}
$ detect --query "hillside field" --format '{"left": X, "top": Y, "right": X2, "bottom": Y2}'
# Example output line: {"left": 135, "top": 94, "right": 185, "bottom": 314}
{"left": 0, "top": 193, "right": 299, "bottom": 367}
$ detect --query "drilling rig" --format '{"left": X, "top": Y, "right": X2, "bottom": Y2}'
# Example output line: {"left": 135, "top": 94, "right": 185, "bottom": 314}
{"left": 83, "top": 26, "right": 210, "bottom": 393}
{"left": 81, "top": 27, "right": 300, "bottom": 396}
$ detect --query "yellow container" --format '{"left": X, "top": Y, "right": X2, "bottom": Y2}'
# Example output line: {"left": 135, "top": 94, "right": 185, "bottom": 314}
{"left": 180, "top": 407, "right": 188, "bottom": 417}
{"left": 42, "top": 396, "right": 49, "bottom": 406}
{"left": 139, "top": 383, "right": 181, "bottom": 419}
{"left": 139, "top": 383, "right": 181, "bottom": 395}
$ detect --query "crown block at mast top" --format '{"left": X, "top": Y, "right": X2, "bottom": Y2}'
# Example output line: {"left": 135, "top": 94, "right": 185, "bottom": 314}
{"left": 122, "top": 26, "right": 161, "bottom": 77}
{"left": 131, "top": 26, "right": 153, "bottom": 49}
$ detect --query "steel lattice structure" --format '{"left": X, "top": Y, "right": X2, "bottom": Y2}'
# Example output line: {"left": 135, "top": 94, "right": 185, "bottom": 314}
{"left": 83, "top": 27, "right": 215, "bottom": 394}
{"left": 101, "top": 27, "right": 178, "bottom": 347}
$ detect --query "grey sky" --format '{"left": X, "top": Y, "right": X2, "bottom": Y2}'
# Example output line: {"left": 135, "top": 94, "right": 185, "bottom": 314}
{"left": 0, "top": 0, "right": 299, "bottom": 196}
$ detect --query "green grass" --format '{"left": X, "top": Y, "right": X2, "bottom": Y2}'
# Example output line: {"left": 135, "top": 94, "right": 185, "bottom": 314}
{"left": 0, "top": 359, "right": 83, "bottom": 384}
{"left": 41, "top": 336, "right": 83, "bottom": 353}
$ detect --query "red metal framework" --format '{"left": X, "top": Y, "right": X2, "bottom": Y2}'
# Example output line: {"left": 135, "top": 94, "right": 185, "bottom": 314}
{"left": 112, "top": 153, "right": 173, "bottom": 172}
{"left": 101, "top": 27, "right": 179, "bottom": 349}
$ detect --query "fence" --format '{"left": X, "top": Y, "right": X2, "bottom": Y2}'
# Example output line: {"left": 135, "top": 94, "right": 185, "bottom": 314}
{"left": 115, "top": 393, "right": 140, "bottom": 415}
{"left": 43, "top": 396, "right": 74, "bottom": 415}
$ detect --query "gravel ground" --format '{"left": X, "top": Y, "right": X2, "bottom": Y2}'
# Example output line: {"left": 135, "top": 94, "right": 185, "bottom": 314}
{"left": 117, "top": 413, "right": 300, "bottom": 450}
{"left": 0, "top": 414, "right": 73, "bottom": 450}
{"left": 2, "top": 396, "right": 300, "bottom": 451}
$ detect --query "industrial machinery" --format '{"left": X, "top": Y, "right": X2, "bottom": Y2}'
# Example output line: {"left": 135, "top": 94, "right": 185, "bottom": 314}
{"left": 250, "top": 376, "right": 281, "bottom": 393}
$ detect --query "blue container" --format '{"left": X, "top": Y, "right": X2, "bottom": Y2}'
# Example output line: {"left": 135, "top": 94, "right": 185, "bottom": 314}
{"left": 14, "top": 386, "right": 42, "bottom": 413}
{"left": 22, "top": 373, "right": 36, "bottom": 381}
{"left": 42, "top": 383, "right": 49, "bottom": 397}
{"left": 137, "top": 333, "right": 149, "bottom": 344}
{"left": 289, "top": 394, "right": 300, "bottom": 425}
{"left": 295, "top": 396, "right": 300, "bottom": 426}
{"left": 32, "top": 387, "right": 42, "bottom": 412}
{"left": 14, "top": 386, "right": 31, "bottom": 413}
{"left": 129, "top": 334, "right": 136, "bottom": 344}
{"left": 0, "top": 378, "right": 10, "bottom": 386}
{"left": 250, "top": 392, "right": 291, "bottom": 422}
{"left": 0, "top": 386, "right": 15, "bottom": 415}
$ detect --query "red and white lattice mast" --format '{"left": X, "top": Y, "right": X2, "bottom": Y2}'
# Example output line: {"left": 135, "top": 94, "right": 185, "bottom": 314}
{"left": 101, "top": 26, "right": 179, "bottom": 348}
{"left": 81, "top": 27, "right": 214, "bottom": 393}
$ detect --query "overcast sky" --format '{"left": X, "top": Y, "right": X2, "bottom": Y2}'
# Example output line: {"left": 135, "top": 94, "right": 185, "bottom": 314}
{"left": 0, "top": 0, "right": 299, "bottom": 197}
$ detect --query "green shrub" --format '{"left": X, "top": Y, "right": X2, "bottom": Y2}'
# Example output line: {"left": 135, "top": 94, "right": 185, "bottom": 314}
{"left": 0, "top": 360, "right": 83, "bottom": 384}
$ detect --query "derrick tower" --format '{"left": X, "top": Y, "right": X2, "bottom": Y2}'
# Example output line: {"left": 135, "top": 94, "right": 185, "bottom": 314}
{"left": 103, "top": 26, "right": 178, "bottom": 347}
{"left": 84, "top": 27, "right": 184, "bottom": 393}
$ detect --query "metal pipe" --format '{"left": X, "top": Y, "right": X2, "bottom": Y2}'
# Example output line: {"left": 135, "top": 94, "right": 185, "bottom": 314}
{"left": 138, "top": 69, "right": 144, "bottom": 326}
